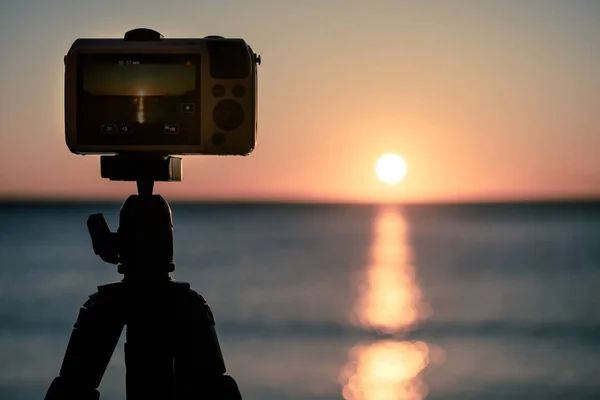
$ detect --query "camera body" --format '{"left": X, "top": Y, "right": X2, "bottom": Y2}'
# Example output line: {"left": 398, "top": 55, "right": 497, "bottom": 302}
{"left": 64, "top": 36, "right": 259, "bottom": 156}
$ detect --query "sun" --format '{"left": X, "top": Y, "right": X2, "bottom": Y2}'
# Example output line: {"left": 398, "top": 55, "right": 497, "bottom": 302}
{"left": 376, "top": 154, "right": 407, "bottom": 184}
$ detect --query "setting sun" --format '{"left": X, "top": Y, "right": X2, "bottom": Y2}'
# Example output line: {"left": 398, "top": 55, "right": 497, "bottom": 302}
{"left": 376, "top": 154, "right": 407, "bottom": 184}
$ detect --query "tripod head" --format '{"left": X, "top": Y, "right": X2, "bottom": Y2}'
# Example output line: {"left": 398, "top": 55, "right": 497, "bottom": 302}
{"left": 88, "top": 154, "right": 181, "bottom": 278}
{"left": 84, "top": 28, "right": 186, "bottom": 279}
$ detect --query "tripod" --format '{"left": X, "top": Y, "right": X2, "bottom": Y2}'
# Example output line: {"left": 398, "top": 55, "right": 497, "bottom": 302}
{"left": 44, "top": 155, "right": 243, "bottom": 400}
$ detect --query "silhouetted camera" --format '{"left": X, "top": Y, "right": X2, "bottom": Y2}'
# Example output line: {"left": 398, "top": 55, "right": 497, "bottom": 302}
{"left": 64, "top": 35, "right": 260, "bottom": 156}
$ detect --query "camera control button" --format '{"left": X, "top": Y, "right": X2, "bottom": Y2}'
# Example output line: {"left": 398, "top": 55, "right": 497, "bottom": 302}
{"left": 118, "top": 124, "right": 132, "bottom": 134}
{"left": 232, "top": 84, "right": 246, "bottom": 97}
{"left": 164, "top": 125, "right": 179, "bottom": 134}
{"left": 101, "top": 124, "right": 117, "bottom": 134}
{"left": 213, "top": 100, "right": 245, "bottom": 131}
{"left": 212, "top": 84, "right": 225, "bottom": 98}
{"left": 212, "top": 132, "right": 226, "bottom": 146}
{"left": 181, "top": 103, "right": 195, "bottom": 112}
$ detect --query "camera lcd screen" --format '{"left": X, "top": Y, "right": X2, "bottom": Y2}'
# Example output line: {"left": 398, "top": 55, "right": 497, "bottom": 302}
{"left": 77, "top": 54, "right": 201, "bottom": 146}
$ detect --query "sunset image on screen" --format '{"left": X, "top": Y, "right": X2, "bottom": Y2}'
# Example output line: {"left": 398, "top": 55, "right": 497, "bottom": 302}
{"left": 81, "top": 62, "right": 195, "bottom": 123}
{"left": 83, "top": 63, "right": 195, "bottom": 96}
{"left": 77, "top": 56, "right": 199, "bottom": 143}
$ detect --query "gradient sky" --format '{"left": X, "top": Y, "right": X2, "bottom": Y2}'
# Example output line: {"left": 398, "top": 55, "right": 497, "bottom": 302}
{"left": 1, "top": 0, "right": 599, "bottom": 202}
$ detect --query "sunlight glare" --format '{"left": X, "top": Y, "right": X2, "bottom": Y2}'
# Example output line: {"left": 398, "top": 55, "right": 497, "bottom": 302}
{"left": 376, "top": 154, "right": 407, "bottom": 184}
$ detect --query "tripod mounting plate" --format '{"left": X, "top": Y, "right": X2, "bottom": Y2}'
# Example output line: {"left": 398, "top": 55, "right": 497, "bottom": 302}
{"left": 101, "top": 154, "right": 182, "bottom": 182}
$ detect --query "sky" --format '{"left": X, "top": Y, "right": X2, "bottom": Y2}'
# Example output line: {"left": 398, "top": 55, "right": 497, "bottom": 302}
{"left": 0, "top": 0, "right": 599, "bottom": 203}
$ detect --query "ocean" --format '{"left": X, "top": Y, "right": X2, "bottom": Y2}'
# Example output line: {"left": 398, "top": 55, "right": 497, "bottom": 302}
{"left": 0, "top": 202, "right": 599, "bottom": 400}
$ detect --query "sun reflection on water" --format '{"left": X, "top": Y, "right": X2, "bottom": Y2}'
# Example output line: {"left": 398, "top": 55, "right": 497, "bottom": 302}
{"left": 341, "top": 206, "right": 439, "bottom": 400}
{"left": 341, "top": 340, "right": 430, "bottom": 400}
{"left": 137, "top": 89, "right": 145, "bottom": 124}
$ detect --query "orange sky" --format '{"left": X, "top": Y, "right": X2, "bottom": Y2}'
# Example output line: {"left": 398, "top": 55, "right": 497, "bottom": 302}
{"left": 1, "top": 1, "right": 599, "bottom": 203}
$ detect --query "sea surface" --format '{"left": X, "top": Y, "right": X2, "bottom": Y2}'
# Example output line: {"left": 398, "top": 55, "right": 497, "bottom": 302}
{"left": 0, "top": 202, "right": 599, "bottom": 400}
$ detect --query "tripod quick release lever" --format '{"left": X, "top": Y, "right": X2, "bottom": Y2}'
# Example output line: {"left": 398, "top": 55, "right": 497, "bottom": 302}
{"left": 87, "top": 214, "right": 119, "bottom": 265}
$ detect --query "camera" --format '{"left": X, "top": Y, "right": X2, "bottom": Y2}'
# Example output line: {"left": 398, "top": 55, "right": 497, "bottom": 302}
{"left": 64, "top": 34, "right": 260, "bottom": 156}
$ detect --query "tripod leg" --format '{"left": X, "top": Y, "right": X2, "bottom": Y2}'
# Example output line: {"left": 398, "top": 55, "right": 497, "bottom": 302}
{"left": 174, "top": 289, "right": 243, "bottom": 400}
{"left": 45, "top": 287, "right": 124, "bottom": 400}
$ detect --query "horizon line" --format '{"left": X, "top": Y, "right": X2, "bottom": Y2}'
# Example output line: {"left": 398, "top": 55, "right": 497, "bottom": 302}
{"left": 0, "top": 194, "right": 598, "bottom": 207}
